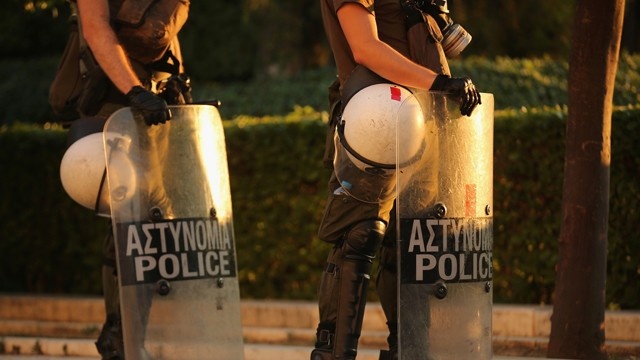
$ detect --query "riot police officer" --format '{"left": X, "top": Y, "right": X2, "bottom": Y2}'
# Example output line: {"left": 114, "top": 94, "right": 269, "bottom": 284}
{"left": 58, "top": 0, "right": 192, "bottom": 358}
{"left": 311, "top": 0, "right": 480, "bottom": 359}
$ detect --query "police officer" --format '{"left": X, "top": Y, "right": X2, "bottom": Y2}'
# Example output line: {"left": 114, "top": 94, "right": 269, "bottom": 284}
{"left": 311, "top": 0, "right": 480, "bottom": 359}
{"left": 69, "top": 0, "right": 191, "bottom": 358}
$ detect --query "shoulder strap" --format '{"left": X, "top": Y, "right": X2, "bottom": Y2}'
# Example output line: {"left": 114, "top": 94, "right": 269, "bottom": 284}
{"left": 71, "top": 2, "right": 92, "bottom": 78}
{"left": 69, "top": 2, "right": 88, "bottom": 51}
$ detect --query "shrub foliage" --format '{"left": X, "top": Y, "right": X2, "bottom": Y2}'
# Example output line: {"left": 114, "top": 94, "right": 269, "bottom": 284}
{"left": 0, "top": 56, "right": 638, "bottom": 308}
{"left": 1, "top": 105, "right": 639, "bottom": 309}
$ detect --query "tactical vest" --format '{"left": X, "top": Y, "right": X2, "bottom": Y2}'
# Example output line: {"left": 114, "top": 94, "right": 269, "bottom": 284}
{"left": 109, "top": 0, "right": 190, "bottom": 65}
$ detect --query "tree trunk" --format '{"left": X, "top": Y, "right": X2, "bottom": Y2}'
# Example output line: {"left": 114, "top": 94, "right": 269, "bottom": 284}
{"left": 547, "top": 0, "right": 625, "bottom": 359}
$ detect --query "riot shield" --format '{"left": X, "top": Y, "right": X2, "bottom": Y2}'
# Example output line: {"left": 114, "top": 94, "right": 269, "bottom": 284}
{"left": 396, "top": 92, "right": 494, "bottom": 359}
{"left": 103, "top": 105, "right": 244, "bottom": 360}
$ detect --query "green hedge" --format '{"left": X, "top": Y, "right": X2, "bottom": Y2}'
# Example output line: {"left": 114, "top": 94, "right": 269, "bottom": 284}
{"left": 1, "top": 106, "right": 639, "bottom": 309}
{"left": 3, "top": 54, "right": 639, "bottom": 125}
{"left": 0, "top": 123, "right": 107, "bottom": 293}
{"left": 192, "top": 54, "right": 640, "bottom": 120}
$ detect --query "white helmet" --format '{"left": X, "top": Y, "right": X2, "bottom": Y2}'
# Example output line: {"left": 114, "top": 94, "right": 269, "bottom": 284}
{"left": 60, "top": 132, "right": 135, "bottom": 217}
{"left": 338, "top": 83, "right": 425, "bottom": 170}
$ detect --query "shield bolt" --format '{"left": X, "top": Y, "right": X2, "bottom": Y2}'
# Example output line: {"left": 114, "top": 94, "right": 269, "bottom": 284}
{"left": 485, "top": 205, "right": 491, "bottom": 215}
{"left": 434, "top": 282, "right": 448, "bottom": 299}
{"left": 149, "top": 207, "right": 164, "bottom": 221}
{"left": 155, "top": 279, "right": 171, "bottom": 296}
{"left": 216, "top": 277, "right": 225, "bottom": 288}
{"left": 485, "top": 281, "right": 492, "bottom": 293}
{"left": 435, "top": 203, "right": 447, "bottom": 219}
{"left": 210, "top": 207, "right": 217, "bottom": 219}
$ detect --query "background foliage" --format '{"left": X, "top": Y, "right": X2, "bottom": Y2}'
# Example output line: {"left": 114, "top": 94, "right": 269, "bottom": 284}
{"left": 1, "top": 56, "right": 640, "bottom": 308}
{"left": 1, "top": 54, "right": 639, "bottom": 126}
{"left": 1, "top": 104, "right": 639, "bottom": 309}
{"left": 2, "top": 0, "right": 639, "bottom": 81}
{"left": 0, "top": 1, "right": 639, "bottom": 309}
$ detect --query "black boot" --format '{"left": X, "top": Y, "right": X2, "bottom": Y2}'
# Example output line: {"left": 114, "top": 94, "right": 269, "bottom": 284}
{"left": 311, "top": 322, "right": 340, "bottom": 360}
{"left": 378, "top": 321, "right": 398, "bottom": 360}
{"left": 379, "top": 349, "right": 398, "bottom": 360}
{"left": 311, "top": 348, "right": 333, "bottom": 360}
{"left": 95, "top": 314, "right": 124, "bottom": 360}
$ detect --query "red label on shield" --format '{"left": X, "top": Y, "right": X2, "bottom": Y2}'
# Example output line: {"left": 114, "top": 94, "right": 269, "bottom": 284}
{"left": 465, "top": 184, "right": 477, "bottom": 217}
{"left": 390, "top": 86, "right": 402, "bottom": 101}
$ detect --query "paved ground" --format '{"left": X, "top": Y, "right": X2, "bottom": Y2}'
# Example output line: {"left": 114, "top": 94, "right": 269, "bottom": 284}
{"left": 0, "top": 353, "right": 561, "bottom": 360}
{"left": 2, "top": 295, "right": 638, "bottom": 359}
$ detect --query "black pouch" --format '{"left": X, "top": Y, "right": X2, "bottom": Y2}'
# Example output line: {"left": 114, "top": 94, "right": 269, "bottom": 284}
{"left": 75, "top": 46, "right": 108, "bottom": 117}
{"left": 48, "top": 18, "right": 83, "bottom": 121}
{"left": 48, "top": 11, "right": 109, "bottom": 122}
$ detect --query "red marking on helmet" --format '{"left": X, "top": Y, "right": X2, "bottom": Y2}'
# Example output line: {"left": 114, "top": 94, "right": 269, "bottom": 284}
{"left": 390, "top": 86, "right": 402, "bottom": 101}
{"left": 465, "top": 184, "right": 477, "bottom": 217}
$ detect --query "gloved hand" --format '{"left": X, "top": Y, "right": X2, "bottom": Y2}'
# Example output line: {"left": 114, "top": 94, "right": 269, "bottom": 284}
{"left": 430, "top": 74, "right": 481, "bottom": 116}
{"left": 158, "top": 74, "right": 193, "bottom": 105}
{"left": 126, "top": 86, "right": 172, "bottom": 126}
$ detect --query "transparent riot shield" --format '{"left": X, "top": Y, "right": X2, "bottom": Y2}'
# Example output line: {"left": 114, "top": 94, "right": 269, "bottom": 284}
{"left": 396, "top": 92, "right": 494, "bottom": 359}
{"left": 103, "top": 105, "right": 244, "bottom": 360}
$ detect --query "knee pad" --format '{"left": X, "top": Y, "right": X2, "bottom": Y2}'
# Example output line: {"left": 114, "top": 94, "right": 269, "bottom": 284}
{"left": 343, "top": 219, "right": 387, "bottom": 261}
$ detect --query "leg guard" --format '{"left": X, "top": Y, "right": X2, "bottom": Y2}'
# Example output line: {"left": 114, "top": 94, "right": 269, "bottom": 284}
{"left": 376, "top": 240, "right": 398, "bottom": 355}
{"left": 98, "top": 230, "right": 124, "bottom": 360}
{"left": 377, "top": 321, "right": 398, "bottom": 360}
{"left": 101, "top": 226, "right": 153, "bottom": 359}
{"left": 313, "top": 219, "right": 387, "bottom": 359}
{"left": 376, "top": 205, "right": 401, "bottom": 356}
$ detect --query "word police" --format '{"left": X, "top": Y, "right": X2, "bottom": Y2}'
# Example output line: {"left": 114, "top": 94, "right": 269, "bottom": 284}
{"left": 400, "top": 218, "right": 493, "bottom": 284}
{"left": 115, "top": 217, "right": 236, "bottom": 285}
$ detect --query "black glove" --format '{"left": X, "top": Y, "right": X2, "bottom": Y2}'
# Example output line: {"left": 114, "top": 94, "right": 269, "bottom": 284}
{"left": 158, "top": 74, "right": 193, "bottom": 105}
{"left": 430, "top": 74, "right": 481, "bottom": 116}
{"left": 126, "top": 86, "right": 172, "bottom": 126}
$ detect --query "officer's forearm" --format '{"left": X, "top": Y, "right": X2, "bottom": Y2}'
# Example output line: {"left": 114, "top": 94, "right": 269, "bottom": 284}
{"left": 337, "top": 3, "right": 440, "bottom": 91}
{"left": 76, "top": 0, "right": 142, "bottom": 94}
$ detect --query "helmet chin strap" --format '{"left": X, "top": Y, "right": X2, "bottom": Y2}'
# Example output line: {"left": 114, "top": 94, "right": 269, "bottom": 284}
{"left": 94, "top": 166, "right": 110, "bottom": 217}
{"left": 337, "top": 119, "right": 396, "bottom": 170}
{"left": 337, "top": 118, "right": 427, "bottom": 171}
